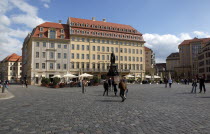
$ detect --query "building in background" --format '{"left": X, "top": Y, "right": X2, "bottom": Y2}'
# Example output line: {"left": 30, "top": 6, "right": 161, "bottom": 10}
{"left": 166, "top": 52, "right": 179, "bottom": 79}
{"left": 22, "top": 22, "right": 70, "bottom": 85}
{"left": 155, "top": 63, "right": 166, "bottom": 78}
{"left": 144, "top": 46, "right": 155, "bottom": 76}
{"left": 198, "top": 41, "right": 210, "bottom": 81}
{"left": 22, "top": 17, "right": 146, "bottom": 85}
{"left": 0, "top": 53, "right": 22, "bottom": 83}
{"left": 177, "top": 37, "right": 210, "bottom": 79}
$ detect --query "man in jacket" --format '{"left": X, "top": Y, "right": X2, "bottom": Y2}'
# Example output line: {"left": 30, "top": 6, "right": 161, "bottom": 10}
{"left": 103, "top": 80, "right": 109, "bottom": 96}
{"left": 118, "top": 79, "right": 127, "bottom": 102}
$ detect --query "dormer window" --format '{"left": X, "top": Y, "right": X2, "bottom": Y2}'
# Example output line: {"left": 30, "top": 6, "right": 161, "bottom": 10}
{"left": 49, "top": 29, "right": 56, "bottom": 39}
{"left": 77, "top": 23, "right": 80, "bottom": 26}
{"left": 40, "top": 27, "right": 43, "bottom": 32}
{"left": 61, "top": 29, "right": 64, "bottom": 34}
{"left": 92, "top": 25, "right": 94, "bottom": 28}
{"left": 39, "top": 33, "right": 43, "bottom": 37}
{"left": 97, "top": 32, "right": 100, "bottom": 36}
{"left": 61, "top": 35, "right": 64, "bottom": 39}
{"left": 82, "top": 24, "right": 84, "bottom": 27}
{"left": 82, "top": 31, "right": 85, "bottom": 34}
{"left": 95, "top": 26, "right": 97, "bottom": 28}
{"left": 87, "top": 31, "right": 89, "bottom": 34}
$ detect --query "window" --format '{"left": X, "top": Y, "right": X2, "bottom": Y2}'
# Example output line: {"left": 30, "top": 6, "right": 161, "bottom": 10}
{"left": 81, "top": 62, "right": 84, "bottom": 68}
{"left": 77, "top": 37, "right": 80, "bottom": 41}
{"left": 107, "top": 55, "right": 109, "bottom": 60}
{"left": 39, "top": 34, "right": 43, "bottom": 37}
{"left": 64, "top": 45, "right": 67, "bottom": 49}
{"left": 61, "top": 35, "right": 64, "bottom": 39}
{"left": 71, "top": 63, "right": 74, "bottom": 69}
{"left": 57, "top": 53, "right": 61, "bottom": 59}
{"left": 92, "top": 54, "right": 95, "bottom": 60}
{"left": 82, "top": 54, "right": 84, "bottom": 59}
{"left": 72, "top": 44, "right": 74, "bottom": 50}
{"left": 93, "top": 46, "right": 96, "bottom": 51}
{"left": 92, "top": 39, "right": 96, "bottom": 43}
{"left": 10, "top": 67, "right": 12, "bottom": 70}
{"left": 50, "top": 63, "right": 54, "bottom": 69}
{"left": 40, "top": 27, "right": 43, "bottom": 32}
{"left": 50, "top": 43, "right": 54, "bottom": 48}
{"left": 72, "top": 53, "right": 74, "bottom": 59}
{"left": 124, "top": 48, "right": 127, "bottom": 53}
{"left": 58, "top": 44, "right": 61, "bottom": 48}
{"left": 136, "top": 57, "right": 139, "bottom": 61}
{"left": 111, "top": 47, "right": 114, "bottom": 52}
{"left": 61, "top": 29, "right": 64, "bottom": 33}
{"left": 64, "top": 64, "right": 67, "bottom": 69}
{"left": 82, "top": 45, "right": 85, "bottom": 50}
{"left": 133, "top": 57, "right": 135, "bottom": 61}
{"left": 72, "top": 37, "right": 75, "bottom": 41}
{"left": 129, "top": 56, "right": 131, "bottom": 61}
{"left": 129, "top": 49, "right": 131, "bottom": 53}
{"left": 77, "top": 53, "right": 80, "bottom": 59}
{"left": 36, "top": 52, "right": 39, "bottom": 58}
{"left": 82, "top": 38, "right": 85, "bottom": 42}
{"left": 86, "top": 54, "right": 89, "bottom": 59}
{"left": 43, "top": 42, "right": 46, "bottom": 47}
{"left": 49, "top": 29, "right": 56, "bottom": 39}
{"left": 36, "top": 42, "right": 39, "bottom": 47}
{"left": 76, "top": 63, "right": 79, "bottom": 68}
{"left": 120, "top": 56, "right": 123, "bottom": 61}
{"left": 102, "top": 40, "right": 105, "bottom": 43}
{"left": 102, "top": 55, "right": 105, "bottom": 60}
{"left": 97, "top": 55, "right": 100, "bottom": 60}
{"left": 57, "top": 64, "right": 61, "bottom": 69}
{"left": 107, "top": 40, "right": 109, "bottom": 44}
{"left": 64, "top": 53, "right": 67, "bottom": 59}
{"left": 50, "top": 52, "right": 54, "bottom": 59}
{"left": 102, "top": 47, "right": 105, "bottom": 52}
{"left": 87, "top": 45, "right": 89, "bottom": 50}
{"left": 106, "top": 47, "right": 109, "bottom": 52}
{"left": 116, "top": 56, "right": 118, "bottom": 61}
{"left": 136, "top": 49, "right": 139, "bottom": 54}
{"left": 36, "top": 63, "right": 39, "bottom": 69}
{"left": 97, "top": 39, "right": 100, "bottom": 43}
{"left": 42, "top": 63, "right": 45, "bottom": 69}
{"left": 87, "top": 63, "right": 90, "bottom": 68}
{"left": 42, "top": 52, "right": 46, "bottom": 58}
{"left": 140, "top": 57, "right": 142, "bottom": 62}
{"left": 93, "top": 63, "right": 95, "bottom": 69}
{"left": 77, "top": 45, "right": 80, "bottom": 50}
{"left": 120, "top": 48, "right": 123, "bottom": 53}
{"left": 97, "top": 46, "right": 100, "bottom": 51}
{"left": 115, "top": 48, "right": 118, "bottom": 53}
{"left": 132, "top": 49, "right": 135, "bottom": 54}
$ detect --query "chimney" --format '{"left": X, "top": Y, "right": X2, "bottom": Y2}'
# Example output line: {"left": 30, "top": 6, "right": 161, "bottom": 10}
{"left": 92, "top": 17, "right": 96, "bottom": 21}
{"left": 102, "top": 18, "right": 106, "bottom": 22}
{"left": 58, "top": 20, "right": 62, "bottom": 24}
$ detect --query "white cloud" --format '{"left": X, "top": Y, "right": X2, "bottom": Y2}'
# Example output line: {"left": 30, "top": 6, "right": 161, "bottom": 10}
{"left": 0, "top": 15, "right": 11, "bottom": 26}
{"left": 40, "top": 0, "right": 51, "bottom": 3}
{"left": 11, "top": 14, "right": 44, "bottom": 28}
{"left": 44, "top": 3, "right": 49, "bottom": 8}
{"left": 193, "top": 31, "right": 210, "bottom": 38}
{"left": 0, "top": 0, "right": 46, "bottom": 60}
{"left": 143, "top": 33, "right": 192, "bottom": 63}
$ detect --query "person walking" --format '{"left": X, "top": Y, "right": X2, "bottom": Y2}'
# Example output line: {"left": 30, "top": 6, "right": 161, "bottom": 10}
{"left": 21, "top": 80, "right": 25, "bottom": 88}
{"left": 164, "top": 77, "right": 168, "bottom": 88}
{"left": 199, "top": 76, "right": 206, "bottom": 93}
{"left": 25, "top": 80, "right": 28, "bottom": 88}
{"left": 103, "top": 80, "right": 109, "bottom": 96}
{"left": 108, "top": 78, "right": 112, "bottom": 91}
{"left": 118, "top": 79, "right": 127, "bottom": 102}
{"left": 82, "top": 80, "right": 85, "bottom": 93}
{"left": 168, "top": 79, "right": 172, "bottom": 88}
{"left": 191, "top": 79, "right": 197, "bottom": 93}
{"left": 113, "top": 81, "right": 118, "bottom": 96}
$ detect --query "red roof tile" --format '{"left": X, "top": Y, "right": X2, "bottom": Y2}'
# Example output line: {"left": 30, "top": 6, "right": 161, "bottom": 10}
{"left": 2, "top": 53, "right": 22, "bottom": 62}
{"left": 179, "top": 37, "right": 210, "bottom": 46}
{"left": 144, "top": 46, "right": 151, "bottom": 51}
{"left": 69, "top": 17, "right": 142, "bottom": 35}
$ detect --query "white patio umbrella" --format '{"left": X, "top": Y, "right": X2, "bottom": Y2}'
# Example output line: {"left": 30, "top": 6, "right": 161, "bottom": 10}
{"left": 79, "top": 73, "right": 93, "bottom": 78}
{"left": 52, "top": 75, "right": 61, "bottom": 78}
{"left": 145, "top": 75, "right": 151, "bottom": 79}
{"left": 63, "top": 73, "right": 78, "bottom": 78}
{"left": 124, "top": 74, "right": 135, "bottom": 78}
{"left": 136, "top": 75, "right": 141, "bottom": 78}
{"left": 154, "top": 75, "right": 161, "bottom": 79}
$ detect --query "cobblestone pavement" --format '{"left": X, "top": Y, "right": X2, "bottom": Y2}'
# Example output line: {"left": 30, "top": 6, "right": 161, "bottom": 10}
{"left": 1, "top": 83, "right": 210, "bottom": 134}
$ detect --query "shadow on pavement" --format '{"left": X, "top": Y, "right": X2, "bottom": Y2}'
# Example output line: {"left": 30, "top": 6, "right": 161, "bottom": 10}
{"left": 196, "top": 96, "right": 210, "bottom": 98}
{"left": 95, "top": 100, "right": 121, "bottom": 102}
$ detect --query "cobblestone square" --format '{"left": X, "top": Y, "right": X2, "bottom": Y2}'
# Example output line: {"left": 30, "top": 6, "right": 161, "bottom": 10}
{"left": 1, "top": 84, "right": 210, "bottom": 134}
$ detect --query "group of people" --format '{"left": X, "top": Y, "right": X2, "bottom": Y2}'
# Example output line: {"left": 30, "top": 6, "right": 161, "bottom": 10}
{"left": 0, "top": 80, "right": 9, "bottom": 93}
{"left": 164, "top": 78, "right": 173, "bottom": 88}
{"left": 191, "top": 76, "right": 206, "bottom": 94}
{"left": 103, "top": 78, "right": 128, "bottom": 102}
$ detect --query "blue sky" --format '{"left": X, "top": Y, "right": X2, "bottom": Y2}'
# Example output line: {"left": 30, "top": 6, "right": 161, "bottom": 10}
{"left": 1, "top": 0, "right": 210, "bottom": 62}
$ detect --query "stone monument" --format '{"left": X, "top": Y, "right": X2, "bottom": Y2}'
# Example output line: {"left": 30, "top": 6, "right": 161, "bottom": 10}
{"left": 107, "top": 52, "right": 119, "bottom": 83}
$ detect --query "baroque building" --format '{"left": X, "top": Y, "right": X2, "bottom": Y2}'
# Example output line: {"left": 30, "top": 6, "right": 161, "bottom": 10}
{"left": 0, "top": 53, "right": 22, "bottom": 82}
{"left": 144, "top": 46, "right": 155, "bottom": 76}
{"left": 22, "top": 17, "right": 146, "bottom": 85}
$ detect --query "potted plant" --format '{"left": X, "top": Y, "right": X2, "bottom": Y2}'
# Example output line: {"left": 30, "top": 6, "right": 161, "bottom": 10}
{"left": 52, "top": 77, "right": 60, "bottom": 88}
